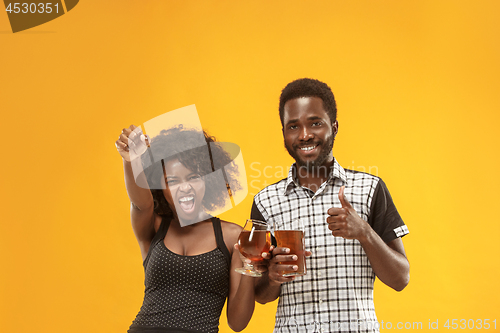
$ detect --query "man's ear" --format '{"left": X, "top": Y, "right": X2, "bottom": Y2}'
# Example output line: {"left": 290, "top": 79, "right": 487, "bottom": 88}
{"left": 333, "top": 120, "right": 339, "bottom": 137}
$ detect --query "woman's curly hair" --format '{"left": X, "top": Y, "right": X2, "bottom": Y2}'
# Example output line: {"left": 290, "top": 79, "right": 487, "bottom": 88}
{"left": 141, "top": 126, "right": 241, "bottom": 217}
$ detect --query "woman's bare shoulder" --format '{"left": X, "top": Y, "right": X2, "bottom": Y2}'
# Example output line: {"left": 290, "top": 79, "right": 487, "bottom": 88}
{"left": 220, "top": 220, "right": 243, "bottom": 235}
{"left": 220, "top": 220, "right": 242, "bottom": 251}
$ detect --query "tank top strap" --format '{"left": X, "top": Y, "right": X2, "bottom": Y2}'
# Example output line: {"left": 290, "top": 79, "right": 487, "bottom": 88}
{"left": 211, "top": 217, "right": 232, "bottom": 268}
{"left": 143, "top": 215, "right": 171, "bottom": 268}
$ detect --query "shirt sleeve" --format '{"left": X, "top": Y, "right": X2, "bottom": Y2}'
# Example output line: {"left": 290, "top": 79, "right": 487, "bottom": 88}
{"left": 250, "top": 199, "right": 266, "bottom": 222}
{"left": 250, "top": 198, "right": 277, "bottom": 246}
{"left": 368, "top": 179, "right": 409, "bottom": 243}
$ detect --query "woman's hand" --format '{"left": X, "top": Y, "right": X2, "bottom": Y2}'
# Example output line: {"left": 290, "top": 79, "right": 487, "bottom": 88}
{"left": 115, "top": 125, "right": 150, "bottom": 162}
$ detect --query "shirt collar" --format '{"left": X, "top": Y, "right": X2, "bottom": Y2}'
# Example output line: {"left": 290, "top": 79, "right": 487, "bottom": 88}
{"left": 283, "top": 158, "right": 347, "bottom": 195}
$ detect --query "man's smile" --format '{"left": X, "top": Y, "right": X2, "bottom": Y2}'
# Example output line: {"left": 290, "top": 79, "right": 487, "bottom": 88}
{"left": 295, "top": 142, "right": 321, "bottom": 157}
{"left": 299, "top": 144, "right": 319, "bottom": 152}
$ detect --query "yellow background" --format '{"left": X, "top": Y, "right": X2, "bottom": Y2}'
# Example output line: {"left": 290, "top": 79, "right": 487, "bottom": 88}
{"left": 1, "top": 1, "right": 499, "bottom": 332}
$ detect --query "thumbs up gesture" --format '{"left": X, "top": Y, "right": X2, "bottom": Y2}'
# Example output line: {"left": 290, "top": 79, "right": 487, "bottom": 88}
{"left": 327, "top": 186, "right": 370, "bottom": 240}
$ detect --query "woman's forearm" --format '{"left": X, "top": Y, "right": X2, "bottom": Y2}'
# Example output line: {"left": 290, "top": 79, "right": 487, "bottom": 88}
{"left": 227, "top": 275, "right": 257, "bottom": 332}
{"left": 123, "top": 159, "right": 153, "bottom": 211}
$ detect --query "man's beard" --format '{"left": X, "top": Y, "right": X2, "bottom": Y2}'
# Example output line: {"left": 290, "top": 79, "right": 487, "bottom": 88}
{"left": 285, "top": 133, "right": 335, "bottom": 172}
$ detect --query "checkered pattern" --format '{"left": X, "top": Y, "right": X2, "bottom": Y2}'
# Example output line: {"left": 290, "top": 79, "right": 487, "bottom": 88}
{"left": 253, "top": 159, "right": 408, "bottom": 333}
{"left": 394, "top": 225, "right": 409, "bottom": 238}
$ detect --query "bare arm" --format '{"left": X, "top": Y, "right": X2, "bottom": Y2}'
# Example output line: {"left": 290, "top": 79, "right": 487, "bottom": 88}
{"left": 254, "top": 269, "right": 282, "bottom": 304}
{"left": 327, "top": 186, "right": 410, "bottom": 291}
{"left": 226, "top": 246, "right": 257, "bottom": 331}
{"left": 116, "top": 125, "right": 157, "bottom": 259}
{"left": 359, "top": 234, "right": 409, "bottom": 291}
{"left": 123, "top": 159, "right": 154, "bottom": 212}
{"left": 254, "top": 245, "right": 314, "bottom": 304}
{"left": 224, "top": 224, "right": 256, "bottom": 331}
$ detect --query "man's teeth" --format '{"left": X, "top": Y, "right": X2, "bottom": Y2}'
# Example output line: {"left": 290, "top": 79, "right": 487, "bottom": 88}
{"left": 179, "top": 196, "right": 194, "bottom": 202}
{"left": 300, "top": 146, "right": 316, "bottom": 151}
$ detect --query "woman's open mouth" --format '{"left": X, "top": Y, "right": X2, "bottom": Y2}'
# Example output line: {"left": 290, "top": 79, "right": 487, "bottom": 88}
{"left": 178, "top": 195, "right": 196, "bottom": 214}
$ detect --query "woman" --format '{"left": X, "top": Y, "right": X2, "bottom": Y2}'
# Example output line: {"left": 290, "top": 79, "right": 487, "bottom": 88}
{"left": 115, "top": 125, "right": 256, "bottom": 333}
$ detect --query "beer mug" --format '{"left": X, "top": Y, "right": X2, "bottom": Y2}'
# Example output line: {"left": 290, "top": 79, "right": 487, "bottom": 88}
{"left": 273, "top": 218, "right": 306, "bottom": 276}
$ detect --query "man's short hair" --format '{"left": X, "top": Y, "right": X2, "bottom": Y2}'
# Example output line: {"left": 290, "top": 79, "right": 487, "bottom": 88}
{"left": 279, "top": 78, "right": 337, "bottom": 126}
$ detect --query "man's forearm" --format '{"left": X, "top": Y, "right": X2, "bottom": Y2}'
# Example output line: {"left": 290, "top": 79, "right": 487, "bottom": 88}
{"left": 360, "top": 231, "right": 410, "bottom": 291}
{"left": 254, "top": 271, "right": 281, "bottom": 304}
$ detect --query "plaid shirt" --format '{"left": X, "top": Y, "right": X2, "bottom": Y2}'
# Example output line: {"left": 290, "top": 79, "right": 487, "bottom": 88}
{"left": 251, "top": 159, "right": 408, "bottom": 333}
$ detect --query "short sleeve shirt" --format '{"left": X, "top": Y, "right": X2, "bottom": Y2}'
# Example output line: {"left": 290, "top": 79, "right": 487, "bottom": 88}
{"left": 251, "top": 159, "right": 408, "bottom": 333}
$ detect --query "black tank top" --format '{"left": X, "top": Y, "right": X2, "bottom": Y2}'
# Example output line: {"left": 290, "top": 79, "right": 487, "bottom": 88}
{"left": 128, "top": 217, "right": 232, "bottom": 333}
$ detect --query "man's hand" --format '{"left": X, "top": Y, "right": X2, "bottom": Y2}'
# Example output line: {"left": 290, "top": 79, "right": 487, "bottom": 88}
{"left": 261, "top": 246, "right": 313, "bottom": 285}
{"left": 234, "top": 244, "right": 270, "bottom": 274}
{"left": 327, "top": 186, "right": 370, "bottom": 241}
{"left": 262, "top": 247, "right": 298, "bottom": 284}
{"left": 254, "top": 244, "right": 312, "bottom": 304}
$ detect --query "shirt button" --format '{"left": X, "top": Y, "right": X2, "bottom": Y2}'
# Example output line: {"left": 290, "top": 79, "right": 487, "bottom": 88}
{"left": 319, "top": 298, "right": 323, "bottom": 303}
{"left": 318, "top": 271, "right": 322, "bottom": 277}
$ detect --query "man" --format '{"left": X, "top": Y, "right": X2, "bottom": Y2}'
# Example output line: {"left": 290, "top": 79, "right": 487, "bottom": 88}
{"left": 251, "top": 78, "right": 409, "bottom": 333}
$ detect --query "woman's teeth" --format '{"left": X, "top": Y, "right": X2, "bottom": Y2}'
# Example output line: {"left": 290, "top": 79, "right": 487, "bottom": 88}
{"left": 179, "top": 196, "right": 194, "bottom": 202}
{"left": 178, "top": 195, "right": 195, "bottom": 213}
